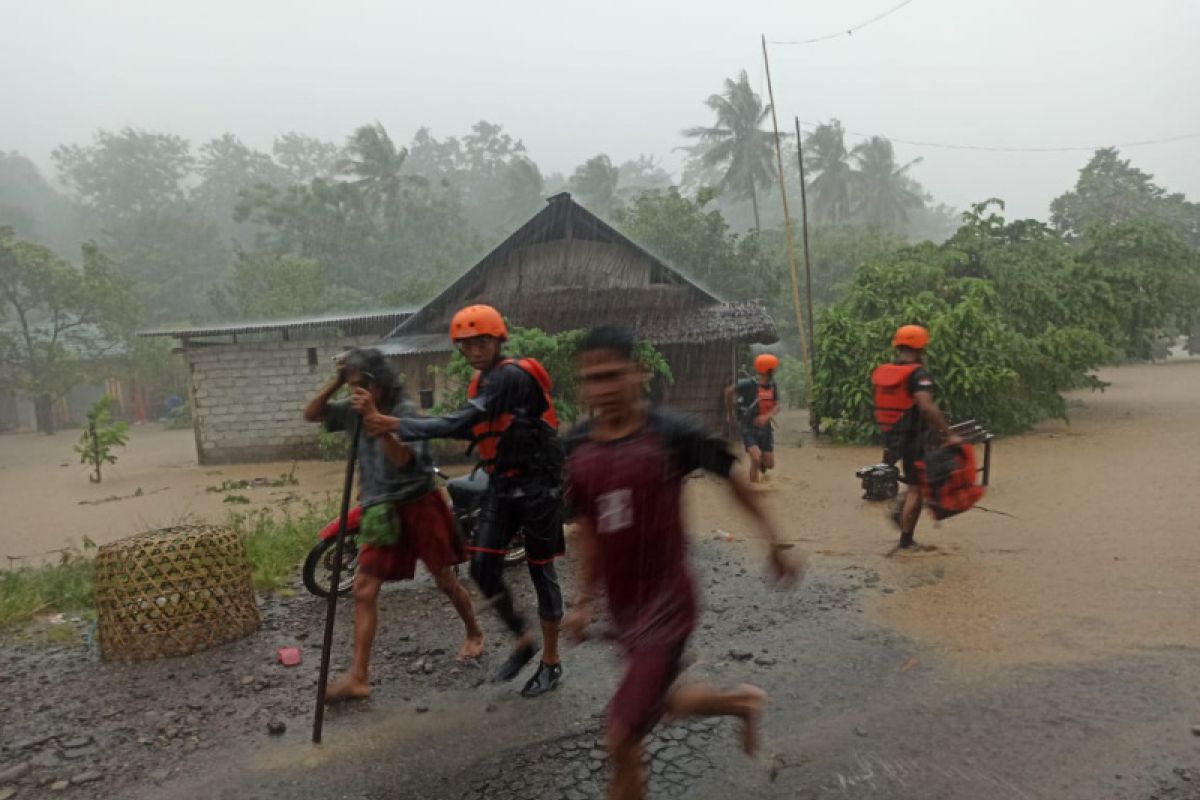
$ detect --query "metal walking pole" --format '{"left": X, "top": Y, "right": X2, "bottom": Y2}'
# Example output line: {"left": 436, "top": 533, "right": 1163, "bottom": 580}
{"left": 312, "top": 414, "right": 362, "bottom": 744}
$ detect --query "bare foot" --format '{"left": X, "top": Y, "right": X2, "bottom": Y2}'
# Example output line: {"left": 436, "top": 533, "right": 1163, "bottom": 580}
{"left": 735, "top": 684, "right": 767, "bottom": 757}
{"left": 325, "top": 674, "right": 370, "bottom": 703}
{"left": 457, "top": 633, "right": 485, "bottom": 661}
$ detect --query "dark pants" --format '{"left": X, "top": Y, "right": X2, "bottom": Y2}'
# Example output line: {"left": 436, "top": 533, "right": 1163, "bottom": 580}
{"left": 470, "top": 488, "right": 566, "bottom": 636}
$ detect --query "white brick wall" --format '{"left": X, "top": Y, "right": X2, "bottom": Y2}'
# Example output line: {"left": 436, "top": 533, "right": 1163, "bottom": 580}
{"left": 185, "top": 336, "right": 378, "bottom": 464}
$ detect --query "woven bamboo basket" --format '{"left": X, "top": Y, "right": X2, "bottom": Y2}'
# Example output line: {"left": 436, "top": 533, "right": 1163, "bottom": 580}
{"left": 94, "top": 524, "right": 260, "bottom": 662}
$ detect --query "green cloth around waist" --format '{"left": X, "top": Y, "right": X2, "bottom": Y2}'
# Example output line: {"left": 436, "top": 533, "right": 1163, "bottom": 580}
{"left": 359, "top": 503, "right": 403, "bottom": 548}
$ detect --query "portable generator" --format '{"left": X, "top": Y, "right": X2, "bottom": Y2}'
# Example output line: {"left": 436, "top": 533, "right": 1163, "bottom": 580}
{"left": 855, "top": 463, "right": 900, "bottom": 501}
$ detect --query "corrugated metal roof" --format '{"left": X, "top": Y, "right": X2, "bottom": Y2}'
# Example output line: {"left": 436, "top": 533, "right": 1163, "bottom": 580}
{"left": 138, "top": 309, "right": 415, "bottom": 339}
{"left": 374, "top": 334, "right": 454, "bottom": 356}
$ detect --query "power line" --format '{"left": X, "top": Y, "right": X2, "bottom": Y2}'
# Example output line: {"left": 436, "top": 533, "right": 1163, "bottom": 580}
{"left": 796, "top": 121, "right": 1200, "bottom": 153}
{"left": 769, "top": 0, "right": 915, "bottom": 45}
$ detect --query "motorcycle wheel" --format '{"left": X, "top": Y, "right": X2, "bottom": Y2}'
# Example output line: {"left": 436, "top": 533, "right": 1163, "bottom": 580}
{"left": 302, "top": 537, "right": 359, "bottom": 599}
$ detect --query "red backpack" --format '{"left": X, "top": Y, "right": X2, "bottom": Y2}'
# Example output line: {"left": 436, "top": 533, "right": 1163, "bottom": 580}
{"left": 918, "top": 443, "right": 985, "bottom": 520}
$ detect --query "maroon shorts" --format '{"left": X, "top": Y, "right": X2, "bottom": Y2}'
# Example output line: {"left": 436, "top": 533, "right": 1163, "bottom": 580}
{"left": 607, "top": 639, "right": 688, "bottom": 741}
{"left": 357, "top": 491, "right": 465, "bottom": 582}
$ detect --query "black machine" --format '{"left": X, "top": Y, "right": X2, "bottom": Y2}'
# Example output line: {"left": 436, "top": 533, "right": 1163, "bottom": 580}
{"left": 855, "top": 419, "right": 994, "bottom": 502}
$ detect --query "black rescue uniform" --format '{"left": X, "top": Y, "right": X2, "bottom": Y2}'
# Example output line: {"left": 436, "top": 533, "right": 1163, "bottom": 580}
{"left": 871, "top": 362, "right": 935, "bottom": 485}
{"left": 396, "top": 359, "right": 565, "bottom": 633}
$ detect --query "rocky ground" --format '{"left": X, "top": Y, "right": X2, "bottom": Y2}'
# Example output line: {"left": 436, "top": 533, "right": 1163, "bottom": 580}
{"left": 2, "top": 534, "right": 1197, "bottom": 800}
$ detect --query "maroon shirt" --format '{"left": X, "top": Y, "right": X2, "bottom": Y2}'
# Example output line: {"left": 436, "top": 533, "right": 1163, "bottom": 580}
{"left": 566, "top": 409, "right": 736, "bottom": 651}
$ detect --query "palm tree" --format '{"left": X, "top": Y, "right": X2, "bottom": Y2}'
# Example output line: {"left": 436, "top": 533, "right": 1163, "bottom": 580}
{"left": 568, "top": 154, "right": 620, "bottom": 216}
{"left": 682, "top": 70, "right": 776, "bottom": 231}
{"left": 336, "top": 123, "right": 408, "bottom": 215}
{"left": 852, "top": 136, "right": 924, "bottom": 231}
{"left": 804, "top": 120, "right": 856, "bottom": 225}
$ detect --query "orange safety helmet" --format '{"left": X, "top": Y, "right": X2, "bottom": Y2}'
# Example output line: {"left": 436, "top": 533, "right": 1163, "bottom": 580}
{"left": 450, "top": 304, "right": 508, "bottom": 342}
{"left": 892, "top": 324, "right": 930, "bottom": 351}
{"left": 754, "top": 353, "right": 780, "bottom": 374}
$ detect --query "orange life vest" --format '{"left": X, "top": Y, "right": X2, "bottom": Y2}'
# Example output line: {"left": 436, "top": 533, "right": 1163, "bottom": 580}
{"left": 871, "top": 363, "right": 922, "bottom": 433}
{"left": 467, "top": 358, "right": 559, "bottom": 474}
{"left": 917, "top": 442, "right": 985, "bottom": 520}
{"left": 756, "top": 382, "right": 777, "bottom": 417}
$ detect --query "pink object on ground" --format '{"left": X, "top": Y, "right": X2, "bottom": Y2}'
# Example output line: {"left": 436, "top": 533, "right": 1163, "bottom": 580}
{"left": 277, "top": 647, "right": 302, "bottom": 667}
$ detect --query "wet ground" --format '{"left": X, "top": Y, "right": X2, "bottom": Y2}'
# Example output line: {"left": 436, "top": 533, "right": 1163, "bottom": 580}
{"left": 2, "top": 361, "right": 1199, "bottom": 799}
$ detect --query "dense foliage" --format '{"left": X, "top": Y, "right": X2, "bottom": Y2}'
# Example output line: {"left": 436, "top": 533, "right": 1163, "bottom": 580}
{"left": 813, "top": 200, "right": 1200, "bottom": 442}
{"left": 435, "top": 326, "right": 673, "bottom": 425}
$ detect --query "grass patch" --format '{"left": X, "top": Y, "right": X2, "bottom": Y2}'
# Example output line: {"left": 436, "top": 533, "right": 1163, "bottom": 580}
{"left": 231, "top": 498, "right": 338, "bottom": 592}
{"left": 0, "top": 549, "right": 96, "bottom": 627}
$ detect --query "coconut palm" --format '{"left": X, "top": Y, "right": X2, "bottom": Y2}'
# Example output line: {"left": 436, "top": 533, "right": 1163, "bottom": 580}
{"left": 682, "top": 70, "right": 777, "bottom": 231}
{"left": 336, "top": 123, "right": 408, "bottom": 215}
{"left": 804, "top": 120, "right": 857, "bottom": 225}
{"left": 852, "top": 136, "right": 924, "bottom": 231}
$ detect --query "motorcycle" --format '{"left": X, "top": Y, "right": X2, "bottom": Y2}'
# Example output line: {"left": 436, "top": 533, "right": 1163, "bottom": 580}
{"left": 301, "top": 467, "right": 526, "bottom": 599}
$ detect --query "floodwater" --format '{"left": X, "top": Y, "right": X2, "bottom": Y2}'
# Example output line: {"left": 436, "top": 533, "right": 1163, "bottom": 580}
{"left": 691, "top": 358, "right": 1200, "bottom": 667}
{"left": 0, "top": 427, "right": 342, "bottom": 564}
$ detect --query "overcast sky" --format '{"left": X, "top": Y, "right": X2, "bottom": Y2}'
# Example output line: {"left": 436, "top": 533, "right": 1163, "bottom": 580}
{"left": 4, "top": 0, "right": 1198, "bottom": 220}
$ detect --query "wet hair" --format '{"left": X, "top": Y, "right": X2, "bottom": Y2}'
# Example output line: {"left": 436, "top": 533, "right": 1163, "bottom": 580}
{"left": 342, "top": 347, "right": 401, "bottom": 405}
{"left": 579, "top": 324, "right": 636, "bottom": 361}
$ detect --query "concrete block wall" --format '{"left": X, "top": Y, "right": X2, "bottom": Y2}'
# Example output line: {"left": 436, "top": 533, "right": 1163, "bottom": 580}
{"left": 186, "top": 336, "right": 378, "bottom": 464}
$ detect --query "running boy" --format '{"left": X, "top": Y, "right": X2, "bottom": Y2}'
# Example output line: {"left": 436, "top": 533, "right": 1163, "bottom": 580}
{"left": 563, "top": 325, "right": 802, "bottom": 800}
{"left": 304, "top": 348, "right": 483, "bottom": 701}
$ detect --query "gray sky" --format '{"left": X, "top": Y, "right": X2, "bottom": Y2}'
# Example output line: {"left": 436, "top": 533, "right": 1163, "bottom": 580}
{"left": 4, "top": 0, "right": 1198, "bottom": 220}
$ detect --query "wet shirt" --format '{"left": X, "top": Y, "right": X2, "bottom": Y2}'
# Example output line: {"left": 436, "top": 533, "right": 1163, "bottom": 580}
{"left": 396, "top": 361, "right": 559, "bottom": 489}
{"left": 890, "top": 364, "right": 936, "bottom": 440}
{"left": 735, "top": 377, "right": 778, "bottom": 427}
{"left": 325, "top": 399, "right": 434, "bottom": 508}
{"left": 565, "top": 408, "right": 736, "bottom": 650}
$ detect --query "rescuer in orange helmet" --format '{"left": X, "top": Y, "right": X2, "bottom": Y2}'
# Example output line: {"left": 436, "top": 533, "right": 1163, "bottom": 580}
{"left": 870, "top": 325, "right": 958, "bottom": 550}
{"left": 362, "top": 304, "right": 567, "bottom": 697}
{"left": 724, "top": 353, "right": 782, "bottom": 484}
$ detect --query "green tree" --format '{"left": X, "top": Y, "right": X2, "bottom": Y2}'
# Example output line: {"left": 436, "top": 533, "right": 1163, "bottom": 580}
{"left": 336, "top": 123, "right": 409, "bottom": 216}
{"left": 75, "top": 395, "right": 129, "bottom": 483}
{"left": 804, "top": 120, "right": 856, "bottom": 225}
{"left": 851, "top": 136, "right": 924, "bottom": 231}
{"left": 501, "top": 156, "right": 546, "bottom": 226}
{"left": 0, "top": 230, "right": 138, "bottom": 433}
{"left": 52, "top": 128, "right": 193, "bottom": 221}
{"left": 682, "top": 70, "right": 777, "bottom": 231}
{"left": 1051, "top": 148, "right": 1200, "bottom": 246}
{"left": 272, "top": 132, "right": 340, "bottom": 184}
{"left": 0, "top": 152, "right": 84, "bottom": 255}
{"left": 192, "top": 134, "right": 286, "bottom": 236}
{"left": 568, "top": 154, "right": 620, "bottom": 216}
{"left": 210, "top": 253, "right": 365, "bottom": 320}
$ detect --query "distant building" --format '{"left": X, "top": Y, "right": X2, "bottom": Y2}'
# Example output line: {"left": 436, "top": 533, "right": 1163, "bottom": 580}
{"left": 138, "top": 311, "right": 412, "bottom": 464}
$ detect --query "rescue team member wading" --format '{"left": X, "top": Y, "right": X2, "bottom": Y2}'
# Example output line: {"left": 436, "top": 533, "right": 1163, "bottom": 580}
{"left": 303, "top": 348, "right": 484, "bottom": 702}
{"left": 362, "top": 305, "right": 566, "bottom": 697}
{"left": 563, "top": 325, "right": 802, "bottom": 800}
{"left": 870, "top": 325, "right": 959, "bottom": 550}
{"left": 725, "top": 353, "right": 781, "bottom": 484}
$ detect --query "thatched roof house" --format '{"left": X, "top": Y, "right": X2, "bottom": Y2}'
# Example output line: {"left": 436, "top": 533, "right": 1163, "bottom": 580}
{"left": 381, "top": 193, "right": 777, "bottom": 425}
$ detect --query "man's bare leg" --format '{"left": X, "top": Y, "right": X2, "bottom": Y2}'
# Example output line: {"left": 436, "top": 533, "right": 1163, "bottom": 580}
{"left": 746, "top": 445, "right": 763, "bottom": 483}
{"left": 899, "top": 488, "right": 923, "bottom": 546}
{"left": 326, "top": 572, "right": 382, "bottom": 702}
{"left": 433, "top": 566, "right": 484, "bottom": 660}
{"left": 665, "top": 683, "right": 767, "bottom": 756}
{"left": 607, "top": 729, "right": 645, "bottom": 800}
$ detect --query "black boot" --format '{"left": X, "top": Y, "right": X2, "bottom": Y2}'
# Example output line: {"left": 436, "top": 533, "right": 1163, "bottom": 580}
{"left": 520, "top": 661, "right": 562, "bottom": 698}
{"left": 898, "top": 531, "right": 916, "bottom": 549}
{"left": 494, "top": 643, "right": 538, "bottom": 683}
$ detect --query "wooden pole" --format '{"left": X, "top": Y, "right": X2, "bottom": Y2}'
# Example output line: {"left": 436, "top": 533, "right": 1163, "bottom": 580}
{"left": 312, "top": 415, "right": 362, "bottom": 743}
{"left": 760, "top": 35, "right": 813, "bottom": 405}
{"left": 794, "top": 117, "right": 819, "bottom": 434}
